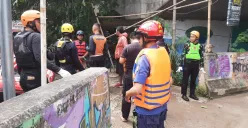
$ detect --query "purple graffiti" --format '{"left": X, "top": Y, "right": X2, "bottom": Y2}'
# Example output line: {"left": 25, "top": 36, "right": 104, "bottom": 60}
{"left": 218, "top": 55, "right": 231, "bottom": 78}
{"left": 43, "top": 96, "right": 85, "bottom": 128}
{"left": 209, "top": 58, "right": 217, "bottom": 78}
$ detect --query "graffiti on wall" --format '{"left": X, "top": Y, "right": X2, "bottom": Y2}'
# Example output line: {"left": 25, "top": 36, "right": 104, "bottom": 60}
{"left": 232, "top": 53, "right": 248, "bottom": 82}
{"left": 218, "top": 55, "right": 232, "bottom": 78}
{"left": 208, "top": 52, "right": 248, "bottom": 86}
{"left": 18, "top": 72, "right": 111, "bottom": 128}
{"left": 208, "top": 54, "right": 233, "bottom": 79}
{"left": 17, "top": 115, "right": 44, "bottom": 128}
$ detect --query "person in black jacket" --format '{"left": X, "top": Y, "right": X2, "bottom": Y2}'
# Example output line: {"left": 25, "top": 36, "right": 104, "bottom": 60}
{"left": 54, "top": 23, "right": 84, "bottom": 74}
{"left": 13, "top": 10, "right": 71, "bottom": 92}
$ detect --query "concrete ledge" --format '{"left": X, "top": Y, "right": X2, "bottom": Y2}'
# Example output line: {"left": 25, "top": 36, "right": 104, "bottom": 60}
{"left": 0, "top": 68, "right": 110, "bottom": 128}
{"left": 204, "top": 52, "right": 248, "bottom": 98}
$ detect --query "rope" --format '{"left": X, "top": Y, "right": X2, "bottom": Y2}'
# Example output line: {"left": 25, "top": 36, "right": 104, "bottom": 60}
{"left": 169, "top": 0, "right": 219, "bottom": 15}
{"left": 106, "top": 0, "right": 187, "bottom": 38}
{"left": 99, "top": 0, "right": 208, "bottom": 18}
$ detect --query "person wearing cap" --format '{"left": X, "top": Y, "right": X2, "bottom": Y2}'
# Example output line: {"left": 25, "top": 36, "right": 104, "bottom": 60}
{"left": 13, "top": 10, "right": 71, "bottom": 92}
{"left": 177, "top": 30, "right": 206, "bottom": 101}
{"left": 125, "top": 20, "right": 172, "bottom": 128}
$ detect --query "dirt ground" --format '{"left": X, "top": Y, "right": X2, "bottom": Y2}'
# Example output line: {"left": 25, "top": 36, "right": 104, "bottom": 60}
{"left": 109, "top": 75, "right": 248, "bottom": 128}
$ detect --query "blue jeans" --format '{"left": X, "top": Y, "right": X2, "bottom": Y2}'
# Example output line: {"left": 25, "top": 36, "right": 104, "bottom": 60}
{"left": 137, "top": 110, "right": 167, "bottom": 128}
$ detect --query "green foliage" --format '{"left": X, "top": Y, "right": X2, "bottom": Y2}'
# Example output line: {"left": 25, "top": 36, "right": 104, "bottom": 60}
{"left": 172, "top": 71, "right": 182, "bottom": 86}
{"left": 231, "top": 29, "right": 248, "bottom": 52}
{"left": 170, "top": 50, "right": 183, "bottom": 86}
{"left": 12, "top": 0, "right": 119, "bottom": 46}
{"left": 234, "top": 29, "right": 248, "bottom": 44}
{"left": 231, "top": 48, "right": 246, "bottom": 53}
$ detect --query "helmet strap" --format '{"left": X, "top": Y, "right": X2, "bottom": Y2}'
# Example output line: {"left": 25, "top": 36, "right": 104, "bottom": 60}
{"left": 142, "top": 36, "right": 150, "bottom": 48}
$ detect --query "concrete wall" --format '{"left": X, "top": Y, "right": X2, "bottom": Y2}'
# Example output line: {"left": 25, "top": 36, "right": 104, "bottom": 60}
{"left": 116, "top": 0, "right": 169, "bottom": 19}
{"left": 0, "top": 68, "right": 110, "bottom": 128}
{"left": 163, "top": 20, "right": 232, "bottom": 52}
{"left": 204, "top": 53, "right": 248, "bottom": 97}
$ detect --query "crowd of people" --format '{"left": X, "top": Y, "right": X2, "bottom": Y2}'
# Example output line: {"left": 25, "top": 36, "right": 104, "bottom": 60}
{"left": 13, "top": 9, "right": 205, "bottom": 128}
{"left": 113, "top": 21, "right": 205, "bottom": 127}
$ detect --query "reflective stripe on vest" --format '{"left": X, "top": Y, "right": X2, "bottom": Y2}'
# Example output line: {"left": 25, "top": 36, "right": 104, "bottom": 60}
{"left": 75, "top": 40, "right": 87, "bottom": 56}
{"left": 133, "top": 47, "right": 172, "bottom": 110}
{"left": 93, "top": 35, "right": 106, "bottom": 55}
{"left": 186, "top": 43, "right": 201, "bottom": 60}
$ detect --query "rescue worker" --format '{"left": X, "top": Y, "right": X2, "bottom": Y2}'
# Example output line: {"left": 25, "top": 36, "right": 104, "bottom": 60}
{"left": 75, "top": 30, "right": 88, "bottom": 68}
{"left": 87, "top": 23, "right": 107, "bottom": 67}
{"left": 13, "top": 10, "right": 71, "bottom": 92}
{"left": 125, "top": 20, "right": 173, "bottom": 128}
{"left": 54, "top": 23, "right": 84, "bottom": 74}
{"left": 119, "top": 32, "right": 142, "bottom": 122}
{"left": 177, "top": 30, "right": 205, "bottom": 101}
{"left": 115, "top": 26, "right": 128, "bottom": 87}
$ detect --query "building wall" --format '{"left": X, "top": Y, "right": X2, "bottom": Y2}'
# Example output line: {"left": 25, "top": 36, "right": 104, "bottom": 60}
{"left": 116, "top": 0, "right": 169, "bottom": 19}
{"left": 163, "top": 20, "right": 232, "bottom": 52}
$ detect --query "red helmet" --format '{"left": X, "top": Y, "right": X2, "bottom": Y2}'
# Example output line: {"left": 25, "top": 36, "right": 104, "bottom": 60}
{"left": 137, "top": 20, "right": 164, "bottom": 40}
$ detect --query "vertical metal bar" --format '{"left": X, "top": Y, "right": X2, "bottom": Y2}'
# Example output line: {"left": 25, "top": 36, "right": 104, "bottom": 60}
{"left": 1, "top": 0, "right": 16, "bottom": 100}
{"left": 172, "top": 0, "right": 177, "bottom": 50}
{"left": 206, "top": 0, "right": 212, "bottom": 51}
{"left": 40, "top": 0, "right": 47, "bottom": 86}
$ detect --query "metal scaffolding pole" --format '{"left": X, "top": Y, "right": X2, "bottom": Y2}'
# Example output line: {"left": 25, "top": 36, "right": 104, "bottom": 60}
{"left": 206, "top": 0, "right": 212, "bottom": 52}
{"left": 172, "top": 0, "right": 177, "bottom": 50}
{"left": 0, "top": 0, "right": 16, "bottom": 100}
{"left": 40, "top": 0, "right": 47, "bottom": 86}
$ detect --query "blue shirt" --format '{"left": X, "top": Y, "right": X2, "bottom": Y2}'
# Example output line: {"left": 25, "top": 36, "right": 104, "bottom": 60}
{"left": 133, "top": 44, "right": 168, "bottom": 115}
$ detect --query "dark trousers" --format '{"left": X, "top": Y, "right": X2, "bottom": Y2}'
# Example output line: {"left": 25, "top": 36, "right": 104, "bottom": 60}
{"left": 20, "top": 69, "right": 41, "bottom": 92}
{"left": 90, "top": 55, "right": 105, "bottom": 67}
{"left": 181, "top": 61, "right": 199, "bottom": 95}
{"left": 122, "top": 73, "right": 133, "bottom": 119}
{"left": 116, "top": 59, "right": 124, "bottom": 76}
{"left": 137, "top": 110, "right": 167, "bottom": 128}
{"left": 61, "top": 64, "right": 77, "bottom": 74}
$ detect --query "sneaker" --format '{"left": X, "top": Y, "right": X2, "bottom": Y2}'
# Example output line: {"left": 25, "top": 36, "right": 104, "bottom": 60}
{"left": 189, "top": 94, "right": 199, "bottom": 100}
{"left": 182, "top": 95, "right": 189, "bottom": 101}
{"left": 114, "top": 82, "right": 122, "bottom": 87}
{"left": 120, "top": 115, "right": 128, "bottom": 122}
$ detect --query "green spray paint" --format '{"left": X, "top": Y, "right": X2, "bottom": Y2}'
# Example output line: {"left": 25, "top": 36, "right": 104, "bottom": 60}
{"left": 17, "top": 114, "right": 42, "bottom": 128}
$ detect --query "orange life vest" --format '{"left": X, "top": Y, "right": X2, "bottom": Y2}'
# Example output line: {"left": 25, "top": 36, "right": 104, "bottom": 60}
{"left": 74, "top": 40, "right": 87, "bottom": 56}
{"left": 133, "top": 47, "right": 171, "bottom": 110}
{"left": 93, "top": 35, "right": 106, "bottom": 55}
